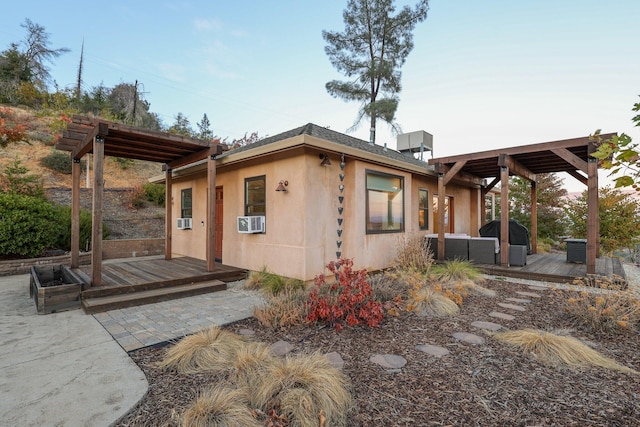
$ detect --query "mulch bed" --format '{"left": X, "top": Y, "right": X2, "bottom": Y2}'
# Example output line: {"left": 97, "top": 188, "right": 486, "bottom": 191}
{"left": 115, "top": 279, "right": 640, "bottom": 426}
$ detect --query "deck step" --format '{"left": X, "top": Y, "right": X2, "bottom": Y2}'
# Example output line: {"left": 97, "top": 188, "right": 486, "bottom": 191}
{"left": 82, "top": 280, "right": 227, "bottom": 314}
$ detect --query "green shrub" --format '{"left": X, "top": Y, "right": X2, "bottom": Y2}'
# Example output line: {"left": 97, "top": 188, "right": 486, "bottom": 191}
{"left": 142, "top": 183, "right": 165, "bottom": 207}
{"left": 126, "top": 186, "right": 146, "bottom": 209}
{"left": 430, "top": 259, "right": 483, "bottom": 282}
{"left": 112, "top": 157, "right": 134, "bottom": 169}
{"left": 40, "top": 150, "right": 85, "bottom": 174}
{"left": 52, "top": 205, "right": 108, "bottom": 251}
{"left": 0, "top": 157, "right": 44, "bottom": 198}
{"left": 0, "top": 193, "right": 60, "bottom": 257}
{"left": 244, "top": 266, "right": 306, "bottom": 295}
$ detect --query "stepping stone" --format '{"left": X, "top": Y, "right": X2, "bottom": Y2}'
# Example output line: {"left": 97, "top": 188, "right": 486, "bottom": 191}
{"left": 505, "top": 297, "right": 531, "bottom": 304}
{"left": 497, "top": 302, "right": 526, "bottom": 312}
{"left": 528, "top": 285, "right": 547, "bottom": 291}
{"left": 516, "top": 291, "right": 541, "bottom": 298}
{"left": 270, "top": 340, "right": 294, "bottom": 357}
{"left": 471, "top": 320, "right": 503, "bottom": 331}
{"left": 489, "top": 311, "right": 515, "bottom": 321}
{"left": 370, "top": 354, "right": 407, "bottom": 369}
{"left": 453, "top": 332, "right": 485, "bottom": 345}
{"left": 238, "top": 328, "right": 255, "bottom": 336}
{"left": 415, "top": 344, "right": 450, "bottom": 357}
{"left": 325, "top": 352, "right": 345, "bottom": 370}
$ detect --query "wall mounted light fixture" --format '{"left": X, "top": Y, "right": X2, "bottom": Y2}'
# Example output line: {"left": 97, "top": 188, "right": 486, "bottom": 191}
{"left": 275, "top": 180, "right": 288, "bottom": 192}
{"left": 319, "top": 153, "right": 332, "bottom": 166}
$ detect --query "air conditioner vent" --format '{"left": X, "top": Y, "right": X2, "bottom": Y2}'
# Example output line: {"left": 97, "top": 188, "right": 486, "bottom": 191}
{"left": 237, "top": 216, "right": 265, "bottom": 233}
{"left": 177, "top": 218, "right": 192, "bottom": 230}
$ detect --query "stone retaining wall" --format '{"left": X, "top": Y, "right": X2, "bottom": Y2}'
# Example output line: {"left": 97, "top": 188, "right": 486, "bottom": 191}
{"left": 0, "top": 239, "right": 165, "bottom": 276}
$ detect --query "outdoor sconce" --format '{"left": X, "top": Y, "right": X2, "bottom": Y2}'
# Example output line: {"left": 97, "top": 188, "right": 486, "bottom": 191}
{"left": 275, "top": 180, "right": 289, "bottom": 192}
{"left": 319, "top": 153, "right": 332, "bottom": 166}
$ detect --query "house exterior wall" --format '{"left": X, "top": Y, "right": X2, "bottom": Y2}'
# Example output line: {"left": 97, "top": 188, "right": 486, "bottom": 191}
{"left": 168, "top": 149, "right": 479, "bottom": 281}
{"left": 170, "top": 178, "right": 208, "bottom": 259}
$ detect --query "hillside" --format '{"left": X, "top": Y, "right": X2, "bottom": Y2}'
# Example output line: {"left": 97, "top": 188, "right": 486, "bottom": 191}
{"left": 0, "top": 106, "right": 163, "bottom": 189}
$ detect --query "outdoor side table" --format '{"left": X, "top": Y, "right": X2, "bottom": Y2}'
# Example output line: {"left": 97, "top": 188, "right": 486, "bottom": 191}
{"left": 566, "top": 238, "right": 587, "bottom": 263}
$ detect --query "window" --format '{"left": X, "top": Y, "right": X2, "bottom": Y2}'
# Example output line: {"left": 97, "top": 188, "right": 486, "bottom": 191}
{"left": 433, "top": 194, "right": 454, "bottom": 233}
{"left": 366, "top": 170, "right": 404, "bottom": 233}
{"left": 181, "top": 188, "right": 192, "bottom": 218}
{"left": 418, "top": 189, "right": 429, "bottom": 230}
{"left": 245, "top": 175, "right": 266, "bottom": 216}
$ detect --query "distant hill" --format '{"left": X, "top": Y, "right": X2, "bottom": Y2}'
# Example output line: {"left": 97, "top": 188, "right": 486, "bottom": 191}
{"left": 0, "top": 106, "right": 163, "bottom": 189}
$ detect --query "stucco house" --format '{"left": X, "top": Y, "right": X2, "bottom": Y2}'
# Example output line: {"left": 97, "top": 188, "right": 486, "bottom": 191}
{"left": 161, "top": 123, "right": 482, "bottom": 281}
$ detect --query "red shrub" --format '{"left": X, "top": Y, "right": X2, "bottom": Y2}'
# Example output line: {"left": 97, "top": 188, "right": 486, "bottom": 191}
{"left": 306, "top": 258, "right": 383, "bottom": 331}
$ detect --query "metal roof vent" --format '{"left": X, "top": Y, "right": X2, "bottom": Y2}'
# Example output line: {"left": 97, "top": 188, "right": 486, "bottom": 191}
{"left": 397, "top": 130, "right": 433, "bottom": 161}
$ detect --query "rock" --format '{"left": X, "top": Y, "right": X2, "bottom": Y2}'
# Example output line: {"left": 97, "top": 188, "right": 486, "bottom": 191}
{"left": 516, "top": 291, "right": 542, "bottom": 298}
{"left": 325, "top": 352, "right": 345, "bottom": 370}
{"left": 471, "top": 320, "right": 503, "bottom": 331}
{"left": 505, "top": 297, "right": 531, "bottom": 304}
{"left": 238, "top": 328, "right": 255, "bottom": 336}
{"left": 489, "top": 311, "right": 515, "bottom": 321}
{"left": 453, "top": 332, "right": 485, "bottom": 345}
{"left": 415, "top": 344, "right": 450, "bottom": 357}
{"left": 270, "top": 340, "right": 294, "bottom": 357}
{"left": 497, "top": 302, "right": 526, "bottom": 312}
{"left": 370, "top": 354, "right": 407, "bottom": 369}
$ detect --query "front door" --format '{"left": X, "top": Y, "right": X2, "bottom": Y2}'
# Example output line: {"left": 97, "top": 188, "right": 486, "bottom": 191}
{"left": 215, "top": 186, "right": 223, "bottom": 262}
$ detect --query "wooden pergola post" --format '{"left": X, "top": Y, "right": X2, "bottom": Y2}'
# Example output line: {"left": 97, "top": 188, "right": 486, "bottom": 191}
{"left": 437, "top": 172, "right": 445, "bottom": 261}
{"left": 530, "top": 180, "right": 537, "bottom": 254}
{"left": 587, "top": 156, "right": 599, "bottom": 274}
{"left": 70, "top": 158, "right": 81, "bottom": 268}
{"left": 165, "top": 167, "right": 172, "bottom": 260}
{"left": 206, "top": 148, "right": 216, "bottom": 271}
{"left": 499, "top": 166, "right": 510, "bottom": 266}
{"left": 90, "top": 135, "right": 105, "bottom": 287}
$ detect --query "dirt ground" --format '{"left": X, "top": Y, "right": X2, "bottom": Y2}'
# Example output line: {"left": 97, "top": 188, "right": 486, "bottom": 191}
{"left": 116, "top": 279, "right": 640, "bottom": 427}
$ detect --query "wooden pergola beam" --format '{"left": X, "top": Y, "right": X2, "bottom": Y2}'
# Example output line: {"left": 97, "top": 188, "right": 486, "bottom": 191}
{"left": 498, "top": 154, "right": 536, "bottom": 182}
{"left": 71, "top": 123, "right": 100, "bottom": 160}
{"left": 443, "top": 160, "right": 467, "bottom": 185}
{"left": 434, "top": 161, "right": 483, "bottom": 187}
{"left": 567, "top": 169, "right": 588, "bottom": 186}
{"left": 551, "top": 147, "right": 588, "bottom": 174}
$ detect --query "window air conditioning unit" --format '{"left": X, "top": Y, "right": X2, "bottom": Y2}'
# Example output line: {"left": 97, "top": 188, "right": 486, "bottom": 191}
{"left": 177, "top": 218, "right": 192, "bottom": 230}
{"left": 237, "top": 216, "right": 265, "bottom": 233}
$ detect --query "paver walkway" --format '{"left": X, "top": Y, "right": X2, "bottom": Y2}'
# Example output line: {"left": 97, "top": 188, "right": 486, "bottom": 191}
{"left": 93, "top": 281, "right": 264, "bottom": 351}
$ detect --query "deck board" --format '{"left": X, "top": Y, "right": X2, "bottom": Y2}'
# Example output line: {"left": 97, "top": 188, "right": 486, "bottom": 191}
{"left": 75, "top": 256, "right": 246, "bottom": 294}
{"left": 478, "top": 252, "right": 627, "bottom": 287}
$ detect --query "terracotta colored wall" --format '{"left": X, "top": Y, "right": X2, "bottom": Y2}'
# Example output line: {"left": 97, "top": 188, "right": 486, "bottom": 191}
{"left": 170, "top": 178, "right": 208, "bottom": 259}
{"left": 170, "top": 151, "right": 479, "bottom": 280}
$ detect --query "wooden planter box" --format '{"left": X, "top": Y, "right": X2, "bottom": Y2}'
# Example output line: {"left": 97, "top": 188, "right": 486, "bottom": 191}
{"left": 29, "top": 265, "right": 83, "bottom": 314}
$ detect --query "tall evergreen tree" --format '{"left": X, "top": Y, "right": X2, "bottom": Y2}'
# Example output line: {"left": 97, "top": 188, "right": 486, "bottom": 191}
{"left": 509, "top": 173, "right": 568, "bottom": 240}
{"left": 197, "top": 113, "right": 213, "bottom": 140}
{"left": 323, "top": 0, "right": 429, "bottom": 143}
{"left": 168, "top": 113, "right": 193, "bottom": 137}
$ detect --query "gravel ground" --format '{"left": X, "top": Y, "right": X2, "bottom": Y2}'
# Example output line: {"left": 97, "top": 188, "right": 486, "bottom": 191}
{"left": 116, "top": 278, "right": 640, "bottom": 427}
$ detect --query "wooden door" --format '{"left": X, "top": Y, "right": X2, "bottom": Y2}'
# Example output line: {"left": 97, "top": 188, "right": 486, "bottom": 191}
{"left": 215, "top": 186, "right": 223, "bottom": 261}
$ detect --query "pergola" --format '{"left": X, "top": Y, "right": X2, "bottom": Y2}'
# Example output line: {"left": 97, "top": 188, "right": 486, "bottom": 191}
{"left": 55, "top": 116, "right": 225, "bottom": 287}
{"left": 428, "top": 133, "right": 616, "bottom": 274}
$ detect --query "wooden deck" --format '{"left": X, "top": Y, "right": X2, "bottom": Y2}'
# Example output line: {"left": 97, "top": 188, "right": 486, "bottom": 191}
{"left": 72, "top": 257, "right": 247, "bottom": 313}
{"left": 477, "top": 252, "right": 627, "bottom": 287}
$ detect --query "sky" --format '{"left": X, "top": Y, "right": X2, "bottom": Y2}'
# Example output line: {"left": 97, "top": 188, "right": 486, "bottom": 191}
{"left": 1, "top": 1, "right": 639, "bottom": 191}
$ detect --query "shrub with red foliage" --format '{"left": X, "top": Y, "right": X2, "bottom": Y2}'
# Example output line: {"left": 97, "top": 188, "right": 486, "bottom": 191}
{"left": 306, "top": 258, "right": 383, "bottom": 331}
{"left": 0, "top": 107, "right": 27, "bottom": 148}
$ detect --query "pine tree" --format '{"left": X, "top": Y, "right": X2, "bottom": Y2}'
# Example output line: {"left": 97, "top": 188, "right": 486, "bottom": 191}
{"left": 323, "top": 0, "right": 429, "bottom": 143}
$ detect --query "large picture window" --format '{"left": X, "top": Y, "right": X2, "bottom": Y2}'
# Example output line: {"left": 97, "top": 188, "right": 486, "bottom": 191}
{"left": 366, "top": 170, "right": 404, "bottom": 233}
{"left": 245, "top": 175, "right": 266, "bottom": 216}
{"left": 181, "top": 188, "right": 192, "bottom": 218}
{"left": 418, "top": 188, "right": 429, "bottom": 230}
